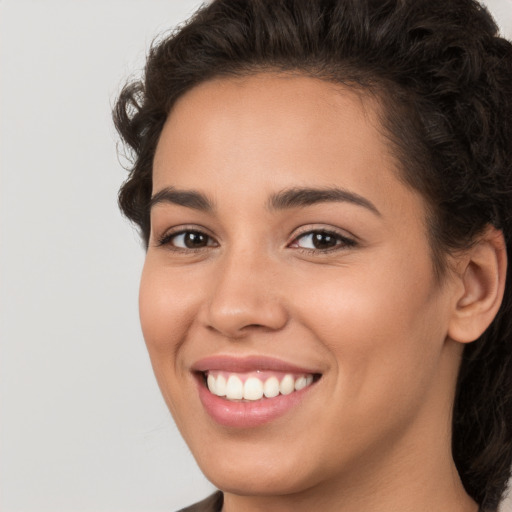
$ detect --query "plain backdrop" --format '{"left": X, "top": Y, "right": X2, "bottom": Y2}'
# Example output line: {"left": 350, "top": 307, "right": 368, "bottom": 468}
{"left": 1, "top": 1, "right": 511, "bottom": 511}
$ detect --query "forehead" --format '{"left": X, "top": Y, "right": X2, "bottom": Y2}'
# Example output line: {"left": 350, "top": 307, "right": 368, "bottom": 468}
{"left": 156, "top": 73, "right": 382, "bottom": 159}
{"left": 152, "top": 72, "right": 417, "bottom": 216}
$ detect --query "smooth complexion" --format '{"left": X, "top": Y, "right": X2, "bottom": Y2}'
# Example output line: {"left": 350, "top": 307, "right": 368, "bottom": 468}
{"left": 140, "top": 74, "right": 495, "bottom": 511}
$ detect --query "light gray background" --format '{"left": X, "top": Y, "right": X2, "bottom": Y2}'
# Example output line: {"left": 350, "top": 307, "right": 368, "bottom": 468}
{"left": 1, "top": 1, "right": 511, "bottom": 510}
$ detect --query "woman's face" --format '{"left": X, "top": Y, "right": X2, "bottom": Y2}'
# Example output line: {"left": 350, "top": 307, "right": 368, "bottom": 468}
{"left": 140, "top": 74, "right": 461, "bottom": 496}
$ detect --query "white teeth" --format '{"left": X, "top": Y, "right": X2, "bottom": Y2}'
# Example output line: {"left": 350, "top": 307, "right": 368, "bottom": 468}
{"left": 263, "top": 376, "right": 280, "bottom": 398}
{"left": 214, "top": 374, "right": 227, "bottom": 396}
{"left": 244, "top": 377, "right": 264, "bottom": 400}
{"left": 207, "top": 374, "right": 217, "bottom": 395}
{"left": 206, "top": 372, "right": 316, "bottom": 400}
{"left": 294, "top": 376, "right": 307, "bottom": 391}
{"left": 226, "top": 375, "right": 244, "bottom": 399}
{"left": 279, "top": 374, "right": 295, "bottom": 395}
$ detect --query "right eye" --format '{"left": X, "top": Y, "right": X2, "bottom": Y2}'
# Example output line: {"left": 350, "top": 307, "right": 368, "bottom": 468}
{"left": 159, "top": 230, "right": 217, "bottom": 250}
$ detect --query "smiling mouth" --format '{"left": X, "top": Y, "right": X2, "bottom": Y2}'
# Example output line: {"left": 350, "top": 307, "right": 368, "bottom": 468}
{"left": 202, "top": 371, "right": 321, "bottom": 402}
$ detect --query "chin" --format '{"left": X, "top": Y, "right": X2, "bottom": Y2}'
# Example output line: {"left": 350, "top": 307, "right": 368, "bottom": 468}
{"left": 200, "top": 458, "right": 317, "bottom": 497}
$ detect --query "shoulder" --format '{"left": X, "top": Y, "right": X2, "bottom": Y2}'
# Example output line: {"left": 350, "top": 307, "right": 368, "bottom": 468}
{"left": 177, "top": 491, "right": 223, "bottom": 512}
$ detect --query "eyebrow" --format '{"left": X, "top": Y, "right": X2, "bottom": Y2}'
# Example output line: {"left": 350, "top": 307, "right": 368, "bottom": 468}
{"left": 268, "top": 187, "right": 381, "bottom": 216}
{"left": 149, "top": 187, "right": 214, "bottom": 212}
{"left": 149, "top": 185, "right": 380, "bottom": 216}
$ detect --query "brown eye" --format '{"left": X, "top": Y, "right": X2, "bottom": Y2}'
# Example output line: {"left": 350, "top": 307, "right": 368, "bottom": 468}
{"left": 310, "top": 232, "right": 338, "bottom": 250}
{"left": 291, "top": 230, "right": 356, "bottom": 251}
{"left": 181, "top": 231, "right": 209, "bottom": 248}
{"left": 161, "top": 230, "right": 216, "bottom": 249}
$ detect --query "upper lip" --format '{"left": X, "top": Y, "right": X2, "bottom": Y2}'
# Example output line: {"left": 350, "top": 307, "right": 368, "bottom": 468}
{"left": 191, "top": 355, "right": 321, "bottom": 374}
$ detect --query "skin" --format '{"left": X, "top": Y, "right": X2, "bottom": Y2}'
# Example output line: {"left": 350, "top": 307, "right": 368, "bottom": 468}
{"left": 140, "top": 73, "right": 486, "bottom": 511}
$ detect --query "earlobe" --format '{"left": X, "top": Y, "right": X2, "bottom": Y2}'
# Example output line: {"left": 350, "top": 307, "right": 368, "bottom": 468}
{"left": 448, "top": 226, "right": 507, "bottom": 344}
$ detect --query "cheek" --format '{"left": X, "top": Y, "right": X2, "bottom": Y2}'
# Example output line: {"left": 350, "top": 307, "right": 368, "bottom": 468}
{"left": 138, "top": 258, "right": 206, "bottom": 423}
{"left": 292, "top": 252, "right": 448, "bottom": 407}
{"left": 138, "top": 259, "right": 199, "bottom": 361}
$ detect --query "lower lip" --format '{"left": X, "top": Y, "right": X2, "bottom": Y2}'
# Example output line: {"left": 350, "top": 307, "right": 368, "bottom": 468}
{"left": 196, "top": 376, "right": 316, "bottom": 428}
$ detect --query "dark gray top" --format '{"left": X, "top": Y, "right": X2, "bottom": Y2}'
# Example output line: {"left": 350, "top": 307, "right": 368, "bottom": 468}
{"left": 177, "top": 492, "right": 223, "bottom": 512}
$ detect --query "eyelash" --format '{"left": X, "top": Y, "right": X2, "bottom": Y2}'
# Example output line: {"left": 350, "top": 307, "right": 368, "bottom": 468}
{"left": 156, "top": 227, "right": 357, "bottom": 254}
{"left": 289, "top": 229, "right": 357, "bottom": 253}
{"left": 157, "top": 228, "right": 217, "bottom": 252}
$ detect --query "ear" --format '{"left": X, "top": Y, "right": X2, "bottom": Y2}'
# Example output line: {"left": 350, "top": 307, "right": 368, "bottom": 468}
{"left": 448, "top": 226, "right": 507, "bottom": 344}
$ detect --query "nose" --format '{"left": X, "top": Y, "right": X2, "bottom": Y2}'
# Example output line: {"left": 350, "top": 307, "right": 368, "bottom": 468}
{"left": 202, "top": 250, "right": 289, "bottom": 339}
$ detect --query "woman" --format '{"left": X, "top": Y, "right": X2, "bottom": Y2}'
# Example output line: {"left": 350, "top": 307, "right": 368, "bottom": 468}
{"left": 113, "top": 0, "right": 512, "bottom": 510}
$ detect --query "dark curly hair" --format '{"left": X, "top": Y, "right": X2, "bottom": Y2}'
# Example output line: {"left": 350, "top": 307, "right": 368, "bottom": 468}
{"left": 113, "top": 0, "right": 512, "bottom": 509}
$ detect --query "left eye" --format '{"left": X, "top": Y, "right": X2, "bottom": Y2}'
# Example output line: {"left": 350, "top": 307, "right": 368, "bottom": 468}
{"left": 163, "top": 230, "right": 216, "bottom": 249}
{"left": 291, "top": 231, "right": 354, "bottom": 251}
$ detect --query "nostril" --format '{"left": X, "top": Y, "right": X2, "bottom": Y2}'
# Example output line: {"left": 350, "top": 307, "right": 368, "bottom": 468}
{"left": 243, "top": 323, "right": 274, "bottom": 331}
{"left": 206, "top": 319, "right": 286, "bottom": 339}
{"left": 203, "top": 282, "right": 289, "bottom": 337}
